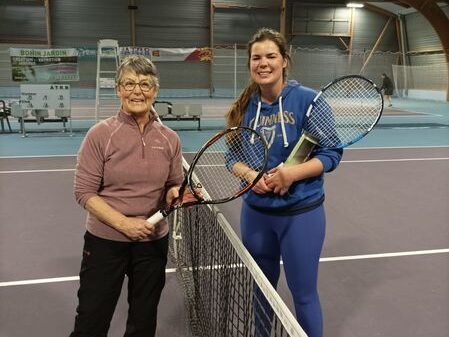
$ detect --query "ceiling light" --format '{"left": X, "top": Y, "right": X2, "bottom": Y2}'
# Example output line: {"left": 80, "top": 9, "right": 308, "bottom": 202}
{"left": 346, "top": 3, "right": 364, "bottom": 8}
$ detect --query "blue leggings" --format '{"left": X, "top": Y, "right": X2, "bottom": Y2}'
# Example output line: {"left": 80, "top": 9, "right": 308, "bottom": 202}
{"left": 241, "top": 202, "right": 326, "bottom": 337}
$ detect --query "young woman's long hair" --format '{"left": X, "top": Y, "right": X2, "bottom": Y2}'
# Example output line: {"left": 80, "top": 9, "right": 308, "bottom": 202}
{"left": 225, "top": 28, "right": 291, "bottom": 128}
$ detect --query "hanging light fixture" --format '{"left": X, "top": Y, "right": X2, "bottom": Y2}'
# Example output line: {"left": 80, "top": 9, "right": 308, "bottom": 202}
{"left": 346, "top": 3, "right": 364, "bottom": 8}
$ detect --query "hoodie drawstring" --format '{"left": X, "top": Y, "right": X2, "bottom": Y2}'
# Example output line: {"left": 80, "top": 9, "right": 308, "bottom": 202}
{"left": 251, "top": 97, "right": 289, "bottom": 147}
{"left": 250, "top": 101, "right": 262, "bottom": 144}
{"left": 278, "top": 96, "right": 289, "bottom": 148}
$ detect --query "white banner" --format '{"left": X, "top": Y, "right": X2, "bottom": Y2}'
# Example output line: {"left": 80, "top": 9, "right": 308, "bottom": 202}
{"left": 120, "top": 47, "right": 211, "bottom": 62}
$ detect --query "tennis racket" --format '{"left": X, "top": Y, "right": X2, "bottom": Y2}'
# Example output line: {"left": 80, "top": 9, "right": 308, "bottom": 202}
{"left": 147, "top": 126, "right": 268, "bottom": 224}
{"left": 285, "top": 74, "right": 383, "bottom": 165}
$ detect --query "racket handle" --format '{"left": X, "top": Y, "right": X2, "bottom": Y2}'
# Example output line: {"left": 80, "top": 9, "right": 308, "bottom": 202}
{"left": 147, "top": 211, "right": 165, "bottom": 224}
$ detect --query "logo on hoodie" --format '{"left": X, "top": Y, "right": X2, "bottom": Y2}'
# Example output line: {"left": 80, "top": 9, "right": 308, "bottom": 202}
{"left": 260, "top": 125, "right": 276, "bottom": 148}
{"left": 250, "top": 111, "right": 296, "bottom": 129}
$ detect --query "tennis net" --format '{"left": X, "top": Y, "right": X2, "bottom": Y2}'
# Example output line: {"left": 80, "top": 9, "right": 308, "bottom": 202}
{"left": 167, "top": 158, "right": 308, "bottom": 337}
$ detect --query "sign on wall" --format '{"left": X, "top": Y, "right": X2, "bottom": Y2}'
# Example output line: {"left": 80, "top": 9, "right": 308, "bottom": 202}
{"left": 120, "top": 47, "right": 212, "bottom": 62}
{"left": 10, "top": 48, "right": 79, "bottom": 82}
{"left": 75, "top": 46, "right": 212, "bottom": 61}
{"left": 20, "top": 84, "right": 71, "bottom": 110}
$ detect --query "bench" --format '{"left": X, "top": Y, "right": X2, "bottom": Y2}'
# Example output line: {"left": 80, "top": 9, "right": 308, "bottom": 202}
{"left": 154, "top": 101, "right": 202, "bottom": 130}
{"left": 10, "top": 102, "right": 73, "bottom": 137}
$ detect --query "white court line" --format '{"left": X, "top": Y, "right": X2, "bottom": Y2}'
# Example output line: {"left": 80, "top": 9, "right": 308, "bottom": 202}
{"left": 0, "top": 154, "right": 77, "bottom": 159}
{"left": 382, "top": 114, "right": 443, "bottom": 118}
{"left": 184, "top": 145, "right": 449, "bottom": 154}
{"left": 385, "top": 127, "right": 447, "bottom": 130}
{"left": 0, "top": 276, "right": 80, "bottom": 287}
{"left": 347, "top": 145, "right": 449, "bottom": 150}
{"left": 0, "top": 268, "right": 177, "bottom": 287}
{"left": 0, "top": 168, "right": 75, "bottom": 174}
{"left": 341, "top": 157, "right": 449, "bottom": 163}
{"left": 319, "top": 248, "right": 449, "bottom": 262}
{"left": 2, "top": 249, "right": 448, "bottom": 287}
{"left": 2, "top": 157, "right": 449, "bottom": 174}
{"left": 1, "top": 146, "right": 448, "bottom": 159}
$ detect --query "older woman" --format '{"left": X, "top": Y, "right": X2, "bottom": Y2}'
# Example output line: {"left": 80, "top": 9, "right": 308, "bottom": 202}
{"left": 70, "top": 55, "right": 183, "bottom": 337}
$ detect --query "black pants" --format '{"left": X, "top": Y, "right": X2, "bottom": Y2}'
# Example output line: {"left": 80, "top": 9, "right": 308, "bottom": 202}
{"left": 70, "top": 231, "right": 169, "bottom": 337}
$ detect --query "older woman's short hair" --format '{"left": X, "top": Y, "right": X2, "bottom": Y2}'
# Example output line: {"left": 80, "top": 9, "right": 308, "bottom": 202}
{"left": 116, "top": 55, "right": 159, "bottom": 90}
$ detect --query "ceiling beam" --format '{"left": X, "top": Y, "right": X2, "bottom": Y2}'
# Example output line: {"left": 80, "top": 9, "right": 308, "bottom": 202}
{"left": 280, "top": 0, "right": 287, "bottom": 37}
{"left": 392, "top": 1, "right": 411, "bottom": 9}
{"left": 360, "top": 16, "right": 393, "bottom": 74}
{"left": 212, "top": 3, "right": 277, "bottom": 10}
{"left": 2, "top": 0, "right": 44, "bottom": 6}
{"left": 365, "top": 3, "right": 397, "bottom": 17}
{"left": 44, "top": 0, "right": 52, "bottom": 47}
{"left": 0, "top": 36, "right": 47, "bottom": 44}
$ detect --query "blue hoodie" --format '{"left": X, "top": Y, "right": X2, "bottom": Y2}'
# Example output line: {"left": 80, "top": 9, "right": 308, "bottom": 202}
{"left": 242, "top": 80, "right": 343, "bottom": 214}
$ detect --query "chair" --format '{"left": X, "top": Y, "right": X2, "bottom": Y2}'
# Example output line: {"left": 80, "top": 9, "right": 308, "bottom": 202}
{"left": 0, "top": 100, "right": 12, "bottom": 133}
{"left": 55, "top": 109, "right": 72, "bottom": 133}
{"left": 31, "top": 109, "right": 49, "bottom": 124}
{"left": 185, "top": 104, "right": 202, "bottom": 130}
{"left": 185, "top": 104, "right": 203, "bottom": 117}
{"left": 171, "top": 103, "right": 187, "bottom": 117}
{"left": 10, "top": 102, "right": 28, "bottom": 118}
{"left": 153, "top": 102, "right": 170, "bottom": 118}
{"left": 10, "top": 102, "right": 28, "bottom": 135}
{"left": 55, "top": 109, "right": 71, "bottom": 118}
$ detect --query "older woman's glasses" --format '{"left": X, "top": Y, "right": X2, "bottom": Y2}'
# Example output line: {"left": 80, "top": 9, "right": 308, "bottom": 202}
{"left": 121, "top": 80, "right": 153, "bottom": 92}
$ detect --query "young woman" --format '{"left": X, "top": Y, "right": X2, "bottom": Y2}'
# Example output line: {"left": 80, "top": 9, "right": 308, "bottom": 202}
{"left": 226, "top": 28, "right": 343, "bottom": 337}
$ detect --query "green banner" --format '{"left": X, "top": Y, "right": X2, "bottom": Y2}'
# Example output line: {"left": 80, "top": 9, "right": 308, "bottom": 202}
{"left": 10, "top": 48, "right": 79, "bottom": 82}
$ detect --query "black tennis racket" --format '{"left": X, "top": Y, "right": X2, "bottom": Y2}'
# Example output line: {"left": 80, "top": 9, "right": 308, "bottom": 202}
{"left": 147, "top": 126, "right": 268, "bottom": 224}
{"left": 285, "top": 75, "right": 383, "bottom": 165}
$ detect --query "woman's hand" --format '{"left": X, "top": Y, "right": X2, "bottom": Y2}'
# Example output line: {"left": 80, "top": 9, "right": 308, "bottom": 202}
{"left": 166, "top": 186, "right": 198, "bottom": 205}
{"left": 118, "top": 217, "right": 156, "bottom": 241}
{"left": 264, "top": 158, "right": 324, "bottom": 196}
{"left": 264, "top": 165, "right": 295, "bottom": 196}
{"left": 246, "top": 171, "right": 272, "bottom": 194}
{"left": 166, "top": 186, "right": 180, "bottom": 205}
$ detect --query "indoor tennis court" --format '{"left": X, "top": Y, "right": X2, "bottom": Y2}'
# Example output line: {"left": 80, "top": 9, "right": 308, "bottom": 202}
{"left": 1, "top": 97, "right": 448, "bottom": 337}
{"left": 1, "top": 1, "right": 449, "bottom": 337}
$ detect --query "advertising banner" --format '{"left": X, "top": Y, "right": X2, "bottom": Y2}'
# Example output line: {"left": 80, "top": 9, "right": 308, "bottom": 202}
{"left": 10, "top": 48, "right": 79, "bottom": 82}
{"left": 120, "top": 47, "right": 212, "bottom": 62}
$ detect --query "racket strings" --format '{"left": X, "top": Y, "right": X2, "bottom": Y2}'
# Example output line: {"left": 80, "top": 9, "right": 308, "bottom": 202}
{"left": 192, "top": 129, "right": 266, "bottom": 202}
{"left": 307, "top": 77, "right": 383, "bottom": 148}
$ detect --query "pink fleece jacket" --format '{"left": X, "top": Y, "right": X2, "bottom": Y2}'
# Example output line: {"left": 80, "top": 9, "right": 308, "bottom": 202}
{"left": 74, "top": 110, "right": 183, "bottom": 242}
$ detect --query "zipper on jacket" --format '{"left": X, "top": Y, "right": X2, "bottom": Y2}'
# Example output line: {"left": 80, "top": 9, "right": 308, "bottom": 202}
{"left": 141, "top": 137, "right": 146, "bottom": 158}
{"left": 130, "top": 114, "right": 149, "bottom": 159}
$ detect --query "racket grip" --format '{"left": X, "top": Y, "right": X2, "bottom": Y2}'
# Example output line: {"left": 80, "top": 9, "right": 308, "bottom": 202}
{"left": 147, "top": 211, "right": 165, "bottom": 224}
